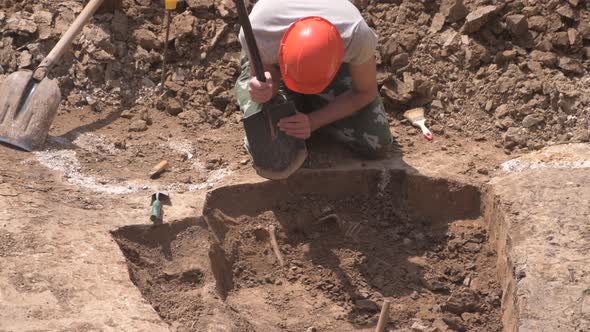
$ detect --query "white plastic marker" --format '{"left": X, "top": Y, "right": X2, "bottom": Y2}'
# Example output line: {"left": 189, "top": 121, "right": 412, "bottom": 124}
{"left": 403, "top": 107, "right": 433, "bottom": 141}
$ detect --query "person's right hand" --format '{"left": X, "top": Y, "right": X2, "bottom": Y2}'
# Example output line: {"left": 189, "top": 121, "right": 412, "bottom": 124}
{"left": 248, "top": 72, "right": 273, "bottom": 103}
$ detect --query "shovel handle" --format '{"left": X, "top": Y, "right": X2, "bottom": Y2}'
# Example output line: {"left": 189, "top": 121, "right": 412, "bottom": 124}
{"left": 234, "top": 0, "right": 266, "bottom": 83}
{"left": 35, "top": 0, "right": 106, "bottom": 80}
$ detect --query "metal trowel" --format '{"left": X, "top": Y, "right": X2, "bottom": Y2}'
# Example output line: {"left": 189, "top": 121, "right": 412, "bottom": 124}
{"left": 235, "top": 0, "right": 307, "bottom": 180}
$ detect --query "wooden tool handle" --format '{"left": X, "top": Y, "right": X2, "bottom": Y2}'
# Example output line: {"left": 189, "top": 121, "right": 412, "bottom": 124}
{"left": 375, "top": 300, "right": 391, "bottom": 332}
{"left": 234, "top": 0, "right": 266, "bottom": 82}
{"left": 35, "top": 0, "right": 105, "bottom": 80}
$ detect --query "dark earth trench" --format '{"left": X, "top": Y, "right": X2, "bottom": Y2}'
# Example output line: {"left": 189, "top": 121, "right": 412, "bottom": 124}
{"left": 113, "top": 170, "right": 506, "bottom": 332}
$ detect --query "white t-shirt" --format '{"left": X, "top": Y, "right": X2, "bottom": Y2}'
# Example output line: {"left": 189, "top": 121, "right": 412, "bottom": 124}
{"left": 239, "top": 0, "right": 378, "bottom": 65}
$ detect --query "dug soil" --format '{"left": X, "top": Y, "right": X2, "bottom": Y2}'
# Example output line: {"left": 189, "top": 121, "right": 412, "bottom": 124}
{"left": 114, "top": 193, "right": 502, "bottom": 331}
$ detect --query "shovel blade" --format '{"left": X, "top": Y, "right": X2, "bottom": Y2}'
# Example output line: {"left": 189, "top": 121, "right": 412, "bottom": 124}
{"left": 243, "top": 101, "right": 307, "bottom": 180}
{"left": 0, "top": 70, "right": 61, "bottom": 151}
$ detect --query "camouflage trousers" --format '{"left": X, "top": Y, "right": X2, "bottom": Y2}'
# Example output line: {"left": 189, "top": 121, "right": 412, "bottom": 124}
{"left": 234, "top": 53, "right": 393, "bottom": 159}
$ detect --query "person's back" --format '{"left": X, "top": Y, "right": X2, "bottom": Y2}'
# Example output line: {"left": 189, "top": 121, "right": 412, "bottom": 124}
{"left": 240, "top": 0, "right": 377, "bottom": 66}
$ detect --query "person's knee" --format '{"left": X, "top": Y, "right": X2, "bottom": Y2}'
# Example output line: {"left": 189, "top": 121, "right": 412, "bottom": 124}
{"left": 354, "top": 132, "right": 392, "bottom": 159}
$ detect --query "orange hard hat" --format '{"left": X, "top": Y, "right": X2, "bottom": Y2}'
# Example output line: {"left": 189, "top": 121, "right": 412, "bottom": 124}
{"left": 279, "top": 16, "right": 344, "bottom": 95}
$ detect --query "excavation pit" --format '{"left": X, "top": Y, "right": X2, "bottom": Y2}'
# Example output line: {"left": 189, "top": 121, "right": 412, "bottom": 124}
{"left": 113, "top": 170, "right": 503, "bottom": 331}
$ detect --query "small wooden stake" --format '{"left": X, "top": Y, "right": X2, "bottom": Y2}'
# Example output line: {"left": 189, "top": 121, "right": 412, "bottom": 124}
{"left": 268, "top": 225, "right": 285, "bottom": 267}
{"left": 149, "top": 160, "right": 169, "bottom": 179}
{"left": 375, "top": 299, "right": 391, "bottom": 332}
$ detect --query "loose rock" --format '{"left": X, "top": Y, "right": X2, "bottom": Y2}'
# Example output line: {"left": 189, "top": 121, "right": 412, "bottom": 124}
{"left": 430, "top": 13, "right": 445, "bottom": 33}
{"left": 17, "top": 51, "right": 32, "bottom": 68}
{"left": 556, "top": 5, "right": 575, "bottom": 19}
{"left": 440, "top": 0, "right": 468, "bottom": 22}
{"left": 528, "top": 16, "right": 546, "bottom": 32}
{"left": 129, "top": 120, "right": 148, "bottom": 132}
{"left": 462, "top": 6, "right": 499, "bottom": 33}
{"left": 530, "top": 50, "right": 557, "bottom": 66}
{"left": 503, "top": 127, "right": 527, "bottom": 148}
{"left": 522, "top": 114, "right": 544, "bottom": 128}
{"left": 354, "top": 299, "right": 379, "bottom": 312}
{"left": 6, "top": 17, "right": 37, "bottom": 36}
{"left": 558, "top": 57, "right": 585, "bottom": 74}
{"left": 167, "top": 98, "right": 184, "bottom": 116}
{"left": 133, "top": 28, "right": 160, "bottom": 50}
{"left": 506, "top": 15, "right": 528, "bottom": 36}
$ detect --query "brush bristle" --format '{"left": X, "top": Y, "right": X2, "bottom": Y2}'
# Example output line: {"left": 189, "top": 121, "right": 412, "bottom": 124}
{"left": 403, "top": 108, "right": 425, "bottom": 121}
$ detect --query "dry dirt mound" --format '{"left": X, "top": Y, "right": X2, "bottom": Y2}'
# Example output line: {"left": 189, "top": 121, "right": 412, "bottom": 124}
{"left": 1, "top": 0, "right": 589, "bottom": 163}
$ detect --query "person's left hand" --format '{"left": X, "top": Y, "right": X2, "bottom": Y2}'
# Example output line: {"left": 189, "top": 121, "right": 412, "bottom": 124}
{"left": 278, "top": 113, "right": 313, "bottom": 139}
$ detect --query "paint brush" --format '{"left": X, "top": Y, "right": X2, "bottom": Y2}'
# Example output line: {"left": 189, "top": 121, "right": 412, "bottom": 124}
{"left": 403, "top": 107, "right": 433, "bottom": 141}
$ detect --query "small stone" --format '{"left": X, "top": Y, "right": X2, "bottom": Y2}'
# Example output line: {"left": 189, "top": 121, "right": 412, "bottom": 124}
{"left": 440, "top": 0, "right": 468, "bottom": 22}
{"left": 463, "top": 276, "right": 472, "bottom": 286}
{"left": 217, "top": 0, "right": 237, "bottom": 18}
{"left": 411, "top": 321, "right": 431, "bottom": 332}
{"left": 206, "top": 81, "right": 224, "bottom": 97}
{"left": 129, "top": 120, "right": 148, "bottom": 132}
{"left": 530, "top": 50, "right": 557, "bottom": 66}
{"left": 166, "top": 98, "right": 183, "bottom": 116}
{"left": 568, "top": 0, "right": 580, "bottom": 6}
{"left": 355, "top": 299, "right": 379, "bottom": 312}
{"left": 527, "top": 16, "right": 546, "bottom": 32}
{"left": 120, "top": 110, "right": 134, "bottom": 119}
{"left": 503, "top": 127, "right": 526, "bottom": 148}
{"left": 552, "top": 32, "right": 570, "bottom": 47}
{"left": 17, "top": 51, "right": 32, "bottom": 68}
{"left": 442, "top": 289, "right": 482, "bottom": 314}
{"left": 506, "top": 15, "right": 528, "bottom": 36}
{"left": 495, "top": 50, "right": 517, "bottom": 64}
{"left": 431, "top": 124, "right": 444, "bottom": 135}
{"left": 462, "top": 6, "right": 499, "bottom": 33}
{"left": 410, "top": 291, "right": 419, "bottom": 300}
{"left": 556, "top": 5, "right": 575, "bottom": 19}
{"left": 567, "top": 28, "right": 577, "bottom": 45}
{"left": 306, "top": 327, "right": 317, "bottom": 332}
{"left": 430, "top": 13, "right": 445, "bottom": 33}
{"left": 403, "top": 238, "right": 413, "bottom": 246}
{"left": 133, "top": 28, "right": 160, "bottom": 50}
{"left": 240, "top": 158, "right": 249, "bottom": 165}
{"left": 558, "top": 57, "right": 585, "bottom": 75}
{"left": 186, "top": 0, "right": 215, "bottom": 11}
{"left": 6, "top": 17, "right": 37, "bottom": 35}
{"left": 431, "top": 100, "right": 443, "bottom": 109}
{"left": 579, "top": 20, "right": 590, "bottom": 40}
{"left": 391, "top": 52, "right": 409, "bottom": 70}
{"left": 584, "top": 47, "right": 590, "bottom": 59}
{"left": 574, "top": 129, "right": 590, "bottom": 143}
{"left": 522, "top": 114, "right": 544, "bottom": 128}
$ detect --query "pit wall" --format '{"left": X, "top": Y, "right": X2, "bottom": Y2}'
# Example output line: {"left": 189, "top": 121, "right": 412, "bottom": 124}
{"left": 483, "top": 189, "right": 517, "bottom": 332}
{"left": 203, "top": 169, "right": 524, "bottom": 330}
{"left": 203, "top": 169, "right": 482, "bottom": 225}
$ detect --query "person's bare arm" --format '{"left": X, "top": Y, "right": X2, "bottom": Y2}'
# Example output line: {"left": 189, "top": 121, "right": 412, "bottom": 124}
{"left": 307, "top": 56, "right": 378, "bottom": 130}
{"left": 278, "top": 56, "right": 378, "bottom": 139}
{"left": 248, "top": 55, "right": 281, "bottom": 102}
